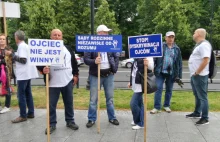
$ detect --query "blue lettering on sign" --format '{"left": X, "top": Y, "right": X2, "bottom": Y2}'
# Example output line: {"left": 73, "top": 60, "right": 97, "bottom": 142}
{"left": 30, "top": 40, "right": 36, "bottom": 46}
{"left": 30, "top": 57, "right": 54, "bottom": 63}
{"left": 128, "top": 34, "right": 162, "bottom": 58}
{"left": 30, "top": 49, "right": 42, "bottom": 54}
{"left": 76, "top": 35, "right": 122, "bottom": 52}
{"left": 30, "top": 40, "right": 61, "bottom": 47}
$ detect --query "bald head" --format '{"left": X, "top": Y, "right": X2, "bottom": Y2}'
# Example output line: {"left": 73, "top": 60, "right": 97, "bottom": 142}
{"left": 193, "top": 28, "right": 207, "bottom": 43}
{"left": 196, "top": 28, "right": 206, "bottom": 38}
{"left": 50, "top": 29, "right": 62, "bottom": 40}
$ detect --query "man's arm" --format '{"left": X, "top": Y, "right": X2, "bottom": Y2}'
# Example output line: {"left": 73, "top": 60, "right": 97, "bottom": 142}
{"left": 84, "top": 52, "right": 96, "bottom": 66}
{"left": 12, "top": 54, "right": 27, "bottom": 64}
{"left": 195, "top": 57, "right": 209, "bottom": 74}
{"left": 178, "top": 49, "right": 183, "bottom": 79}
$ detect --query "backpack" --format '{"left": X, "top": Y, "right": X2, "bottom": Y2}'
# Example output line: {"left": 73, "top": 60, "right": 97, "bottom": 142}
{"left": 209, "top": 49, "right": 217, "bottom": 83}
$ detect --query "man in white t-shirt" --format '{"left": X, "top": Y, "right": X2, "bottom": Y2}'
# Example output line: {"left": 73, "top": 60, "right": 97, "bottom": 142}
{"left": 39, "top": 29, "right": 79, "bottom": 134}
{"left": 84, "top": 25, "right": 120, "bottom": 128}
{"left": 5, "top": 30, "right": 39, "bottom": 123}
{"left": 186, "top": 28, "right": 211, "bottom": 125}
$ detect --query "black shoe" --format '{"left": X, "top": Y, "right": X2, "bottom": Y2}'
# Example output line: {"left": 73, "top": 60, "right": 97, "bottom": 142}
{"left": 45, "top": 126, "right": 56, "bottom": 135}
{"left": 86, "top": 120, "right": 95, "bottom": 128}
{"left": 66, "top": 122, "right": 79, "bottom": 130}
{"left": 109, "top": 119, "right": 119, "bottom": 125}
{"left": 186, "top": 113, "right": 201, "bottom": 118}
{"left": 27, "top": 114, "right": 35, "bottom": 119}
{"left": 195, "top": 118, "right": 209, "bottom": 125}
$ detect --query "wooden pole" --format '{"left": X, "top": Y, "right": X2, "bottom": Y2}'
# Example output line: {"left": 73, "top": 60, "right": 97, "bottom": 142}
{"left": 97, "top": 52, "right": 101, "bottom": 133}
{"left": 46, "top": 68, "right": 50, "bottom": 142}
{"left": 2, "top": 2, "right": 7, "bottom": 36}
{"left": 144, "top": 65, "right": 148, "bottom": 142}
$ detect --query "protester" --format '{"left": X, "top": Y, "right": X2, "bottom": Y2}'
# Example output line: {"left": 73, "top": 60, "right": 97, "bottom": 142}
{"left": 186, "top": 28, "right": 211, "bottom": 125}
{"left": 37, "top": 29, "right": 79, "bottom": 134}
{"left": 84, "top": 24, "right": 120, "bottom": 128}
{"left": 0, "top": 33, "right": 14, "bottom": 114}
{"left": 151, "top": 31, "right": 182, "bottom": 114}
{"left": 128, "top": 58, "right": 154, "bottom": 129}
{"left": 5, "top": 30, "right": 39, "bottom": 123}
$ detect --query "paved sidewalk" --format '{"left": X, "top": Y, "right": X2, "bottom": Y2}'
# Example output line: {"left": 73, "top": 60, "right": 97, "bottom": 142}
{"left": 0, "top": 109, "right": 220, "bottom": 142}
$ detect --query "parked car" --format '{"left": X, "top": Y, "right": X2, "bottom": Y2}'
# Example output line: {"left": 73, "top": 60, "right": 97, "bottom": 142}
{"left": 75, "top": 54, "right": 84, "bottom": 66}
{"left": 120, "top": 58, "right": 134, "bottom": 68}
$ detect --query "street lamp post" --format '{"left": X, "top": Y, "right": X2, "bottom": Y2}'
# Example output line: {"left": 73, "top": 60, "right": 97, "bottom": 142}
{"left": 86, "top": 0, "right": 95, "bottom": 90}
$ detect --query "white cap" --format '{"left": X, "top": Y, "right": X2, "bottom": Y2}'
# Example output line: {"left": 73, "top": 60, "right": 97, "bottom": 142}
{"left": 166, "top": 31, "right": 175, "bottom": 37}
{"left": 96, "top": 25, "right": 112, "bottom": 33}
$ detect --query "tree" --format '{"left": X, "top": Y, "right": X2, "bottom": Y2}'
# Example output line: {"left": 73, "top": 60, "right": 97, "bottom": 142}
{"left": 137, "top": 0, "right": 161, "bottom": 34}
{"left": 55, "top": 0, "right": 91, "bottom": 47}
{"left": 21, "top": 0, "right": 57, "bottom": 39}
{"left": 152, "top": 0, "right": 192, "bottom": 58}
{"left": 95, "top": 0, "right": 120, "bottom": 34}
{"left": 212, "top": 6, "right": 220, "bottom": 50}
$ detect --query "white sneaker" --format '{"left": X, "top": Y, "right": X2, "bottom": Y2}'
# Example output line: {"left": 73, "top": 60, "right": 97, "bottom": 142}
{"left": 132, "top": 125, "right": 144, "bottom": 130}
{"left": 0, "top": 107, "right": 10, "bottom": 114}
{"left": 131, "top": 121, "right": 136, "bottom": 126}
{"left": 150, "top": 108, "right": 161, "bottom": 114}
{"left": 164, "top": 107, "right": 171, "bottom": 113}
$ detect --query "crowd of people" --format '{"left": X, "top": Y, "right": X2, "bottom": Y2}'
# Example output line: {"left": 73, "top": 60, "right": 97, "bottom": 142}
{"left": 0, "top": 25, "right": 211, "bottom": 134}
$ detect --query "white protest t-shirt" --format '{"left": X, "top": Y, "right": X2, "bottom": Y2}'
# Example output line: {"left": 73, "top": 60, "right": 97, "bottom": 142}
{"left": 132, "top": 57, "right": 154, "bottom": 93}
{"left": 100, "top": 52, "right": 110, "bottom": 69}
{"left": 16, "top": 41, "right": 39, "bottom": 80}
{"left": 188, "top": 41, "right": 211, "bottom": 76}
{"left": 49, "top": 46, "right": 73, "bottom": 87}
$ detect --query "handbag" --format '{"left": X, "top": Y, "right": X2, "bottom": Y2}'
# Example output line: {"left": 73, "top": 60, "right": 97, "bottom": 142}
{"left": 139, "top": 71, "right": 157, "bottom": 94}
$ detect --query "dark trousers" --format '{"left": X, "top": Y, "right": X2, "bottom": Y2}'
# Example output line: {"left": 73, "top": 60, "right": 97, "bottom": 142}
{"left": 17, "top": 79, "right": 34, "bottom": 118}
{"left": 130, "top": 92, "right": 144, "bottom": 127}
{"left": 5, "top": 94, "right": 11, "bottom": 108}
{"left": 49, "top": 80, "right": 74, "bottom": 126}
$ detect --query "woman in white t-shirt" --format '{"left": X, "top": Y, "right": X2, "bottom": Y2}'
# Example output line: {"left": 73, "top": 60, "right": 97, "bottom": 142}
{"left": 128, "top": 57, "right": 154, "bottom": 130}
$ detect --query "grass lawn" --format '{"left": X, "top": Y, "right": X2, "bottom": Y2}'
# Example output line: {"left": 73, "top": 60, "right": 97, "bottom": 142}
{"left": 1, "top": 86, "right": 220, "bottom": 111}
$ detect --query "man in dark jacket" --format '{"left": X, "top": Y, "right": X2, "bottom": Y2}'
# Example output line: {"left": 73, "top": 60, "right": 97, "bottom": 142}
{"left": 37, "top": 29, "right": 79, "bottom": 134}
{"left": 84, "top": 24, "right": 120, "bottom": 128}
{"left": 151, "top": 31, "right": 182, "bottom": 114}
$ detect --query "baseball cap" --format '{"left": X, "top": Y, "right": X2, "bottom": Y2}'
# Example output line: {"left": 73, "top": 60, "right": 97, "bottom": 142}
{"left": 166, "top": 31, "right": 175, "bottom": 37}
{"left": 96, "top": 25, "right": 112, "bottom": 33}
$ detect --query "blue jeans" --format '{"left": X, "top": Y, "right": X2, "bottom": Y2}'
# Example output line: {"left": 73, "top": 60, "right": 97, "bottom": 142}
{"left": 154, "top": 74, "right": 174, "bottom": 110}
{"left": 191, "top": 75, "right": 209, "bottom": 120}
{"left": 49, "top": 80, "right": 75, "bottom": 126}
{"left": 88, "top": 74, "right": 116, "bottom": 121}
{"left": 130, "top": 92, "right": 144, "bottom": 127}
{"left": 17, "top": 79, "right": 34, "bottom": 118}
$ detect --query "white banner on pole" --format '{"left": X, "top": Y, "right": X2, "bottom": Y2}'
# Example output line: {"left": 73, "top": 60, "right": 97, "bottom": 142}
{"left": 28, "top": 39, "right": 64, "bottom": 66}
{"left": 0, "top": 2, "right": 20, "bottom": 18}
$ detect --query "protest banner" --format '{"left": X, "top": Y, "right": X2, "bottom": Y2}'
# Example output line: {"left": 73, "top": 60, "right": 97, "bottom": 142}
{"left": 76, "top": 34, "right": 122, "bottom": 133}
{"left": 128, "top": 34, "right": 162, "bottom": 142}
{"left": 28, "top": 39, "right": 64, "bottom": 142}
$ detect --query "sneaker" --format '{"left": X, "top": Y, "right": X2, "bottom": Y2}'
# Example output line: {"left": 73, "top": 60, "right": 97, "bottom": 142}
{"left": 0, "top": 107, "right": 10, "bottom": 114}
{"left": 86, "top": 120, "right": 95, "bottom": 128}
{"left": 150, "top": 108, "right": 161, "bottom": 114}
{"left": 109, "top": 119, "right": 119, "bottom": 125}
{"left": 131, "top": 121, "right": 136, "bottom": 126}
{"left": 132, "top": 125, "right": 144, "bottom": 130}
{"left": 195, "top": 118, "right": 209, "bottom": 125}
{"left": 186, "top": 113, "right": 201, "bottom": 118}
{"left": 164, "top": 107, "right": 171, "bottom": 113}
{"left": 66, "top": 122, "right": 79, "bottom": 130}
{"left": 45, "top": 126, "right": 56, "bottom": 135}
